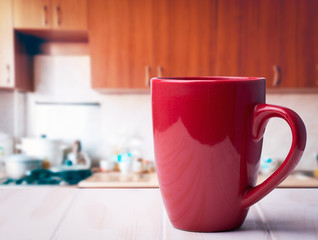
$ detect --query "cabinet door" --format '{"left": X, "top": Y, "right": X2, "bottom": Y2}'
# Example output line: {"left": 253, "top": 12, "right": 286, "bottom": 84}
{"left": 0, "top": 0, "right": 15, "bottom": 88}
{"left": 216, "top": 0, "right": 264, "bottom": 78}
{"left": 216, "top": 0, "right": 241, "bottom": 76}
{"left": 154, "top": 0, "right": 217, "bottom": 77}
{"left": 13, "top": 0, "right": 51, "bottom": 29}
{"left": 89, "top": 0, "right": 153, "bottom": 89}
{"left": 278, "top": 0, "right": 317, "bottom": 88}
{"left": 258, "top": 0, "right": 280, "bottom": 88}
{"left": 279, "top": 0, "right": 298, "bottom": 88}
{"left": 217, "top": 0, "right": 317, "bottom": 89}
{"left": 295, "top": 0, "right": 318, "bottom": 88}
{"left": 51, "top": 0, "right": 87, "bottom": 30}
{"left": 240, "top": 0, "right": 262, "bottom": 78}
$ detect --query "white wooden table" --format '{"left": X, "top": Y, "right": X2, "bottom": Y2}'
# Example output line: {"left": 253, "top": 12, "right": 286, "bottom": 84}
{"left": 0, "top": 187, "right": 317, "bottom": 240}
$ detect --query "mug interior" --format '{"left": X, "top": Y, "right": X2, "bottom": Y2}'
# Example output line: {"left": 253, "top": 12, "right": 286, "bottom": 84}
{"left": 151, "top": 76, "right": 265, "bottom": 82}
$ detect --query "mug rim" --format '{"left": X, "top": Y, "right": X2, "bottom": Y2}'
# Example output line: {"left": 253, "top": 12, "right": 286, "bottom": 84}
{"left": 151, "top": 76, "right": 265, "bottom": 82}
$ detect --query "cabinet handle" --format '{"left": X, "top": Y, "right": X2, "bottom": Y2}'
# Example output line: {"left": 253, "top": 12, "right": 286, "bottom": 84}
{"left": 157, "top": 66, "right": 163, "bottom": 77}
{"left": 43, "top": 5, "right": 48, "bottom": 26}
{"left": 273, "top": 65, "right": 281, "bottom": 86}
{"left": 56, "top": 6, "right": 61, "bottom": 26}
{"left": 6, "top": 64, "right": 11, "bottom": 85}
{"left": 145, "top": 66, "right": 151, "bottom": 86}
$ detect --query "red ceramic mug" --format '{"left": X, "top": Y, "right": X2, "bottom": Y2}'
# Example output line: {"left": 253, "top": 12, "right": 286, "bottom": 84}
{"left": 151, "top": 76, "right": 306, "bottom": 232}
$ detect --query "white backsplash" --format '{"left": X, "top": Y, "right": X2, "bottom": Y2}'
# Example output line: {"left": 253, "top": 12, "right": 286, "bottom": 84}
{"left": 1, "top": 55, "right": 318, "bottom": 169}
{"left": 264, "top": 94, "right": 318, "bottom": 169}
{"left": 26, "top": 55, "right": 103, "bottom": 161}
{"left": 0, "top": 91, "right": 14, "bottom": 135}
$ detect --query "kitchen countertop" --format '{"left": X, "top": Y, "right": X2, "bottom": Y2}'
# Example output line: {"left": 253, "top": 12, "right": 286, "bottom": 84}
{"left": 0, "top": 187, "right": 317, "bottom": 239}
{"left": 78, "top": 172, "right": 159, "bottom": 188}
{"left": 77, "top": 171, "right": 318, "bottom": 188}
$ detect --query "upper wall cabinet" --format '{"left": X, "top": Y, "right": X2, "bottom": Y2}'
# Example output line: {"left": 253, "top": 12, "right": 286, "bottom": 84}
{"left": 258, "top": 0, "right": 318, "bottom": 88}
{"left": 88, "top": 0, "right": 217, "bottom": 90}
{"left": 89, "top": 0, "right": 153, "bottom": 89}
{"left": 13, "top": 0, "right": 87, "bottom": 30}
{"left": 153, "top": 0, "right": 217, "bottom": 78}
{"left": 216, "top": 0, "right": 318, "bottom": 89}
{"left": 0, "top": 0, "right": 33, "bottom": 91}
{"left": 0, "top": 0, "right": 15, "bottom": 88}
{"left": 0, "top": 0, "right": 88, "bottom": 92}
{"left": 89, "top": 0, "right": 318, "bottom": 90}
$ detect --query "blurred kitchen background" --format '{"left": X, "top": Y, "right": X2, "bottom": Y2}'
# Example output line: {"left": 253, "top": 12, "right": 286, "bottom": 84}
{"left": 1, "top": 0, "right": 318, "bottom": 186}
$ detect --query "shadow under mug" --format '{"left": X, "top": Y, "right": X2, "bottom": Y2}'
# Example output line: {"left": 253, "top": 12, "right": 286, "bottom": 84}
{"left": 151, "top": 76, "right": 306, "bottom": 232}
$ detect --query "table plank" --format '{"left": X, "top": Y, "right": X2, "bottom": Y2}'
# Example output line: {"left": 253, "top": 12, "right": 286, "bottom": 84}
{"left": 53, "top": 189, "right": 163, "bottom": 240}
{"left": 0, "top": 188, "right": 317, "bottom": 239}
{"left": 163, "top": 205, "right": 271, "bottom": 240}
{"left": 0, "top": 187, "right": 76, "bottom": 240}
{"left": 257, "top": 189, "right": 318, "bottom": 240}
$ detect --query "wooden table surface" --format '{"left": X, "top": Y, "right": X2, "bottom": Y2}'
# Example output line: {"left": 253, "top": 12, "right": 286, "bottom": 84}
{"left": 0, "top": 187, "right": 317, "bottom": 240}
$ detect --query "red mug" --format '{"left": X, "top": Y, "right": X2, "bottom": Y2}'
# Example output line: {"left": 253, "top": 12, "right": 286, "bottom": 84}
{"left": 151, "top": 76, "right": 306, "bottom": 232}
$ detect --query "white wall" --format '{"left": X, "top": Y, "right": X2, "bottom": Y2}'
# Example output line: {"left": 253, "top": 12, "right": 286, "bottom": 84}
{"left": 26, "top": 55, "right": 154, "bottom": 163}
{"left": 1, "top": 54, "right": 317, "bottom": 169}
{"left": 27, "top": 55, "right": 102, "bottom": 162}
{"left": 264, "top": 94, "right": 318, "bottom": 169}
{"left": 0, "top": 91, "right": 14, "bottom": 136}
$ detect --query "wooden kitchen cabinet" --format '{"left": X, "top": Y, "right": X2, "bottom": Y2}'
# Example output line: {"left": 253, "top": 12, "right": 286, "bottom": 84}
{"left": 0, "top": 0, "right": 33, "bottom": 91}
{"left": 89, "top": 0, "right": 217, "bottom": 89}
{"left": 216, "top": 0, "right": 242, "bottom": 76}
{"left": 216, "top": 0, "right": 280, "bottom": 85}
{"left": 13, "top": 0, "right": 87, "bottom": 30}
{"left": 89, "top": 0, "right": 153, "bottom": 89}
{"left": 217, "top": 0, "right": 318, "bottom": 89}
{"left": 153, "top": 0, "right": 217, "bottom": 78}
{"left": 1, "top": 0, "right": 88, "bottom": 92}
{"left": 12, "top": 0, "right": 50, "bottom": 29}
{"left": 278, "top": 0, "right": 299, "bottom": 88}
{"left": 0, "top": 0, "right": 14, "bottom": 88}
{"left": 258, "top": 0, "right": 280, "bottom": 88}
{"left": 261, "top": 0, "right": 318, "bottom": 88}
{"left": 88, "top": 0, "right": 318, "bottom": 90}
{"left": 293, "top": 0, "right": 318, "bottom": 88}
{"left": 240, "top": 0, "right": 264, "bottom": 78}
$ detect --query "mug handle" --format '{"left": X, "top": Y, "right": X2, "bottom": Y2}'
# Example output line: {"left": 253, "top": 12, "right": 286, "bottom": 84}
{"left": 242, "top": 103, "right": 307, "bottom": 208}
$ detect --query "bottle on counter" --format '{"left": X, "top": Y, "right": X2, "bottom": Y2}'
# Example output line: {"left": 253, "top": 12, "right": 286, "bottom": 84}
{"left": 65, "top": 140, "right": 91, "bottom": 168}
